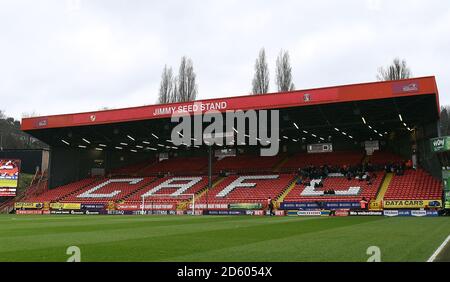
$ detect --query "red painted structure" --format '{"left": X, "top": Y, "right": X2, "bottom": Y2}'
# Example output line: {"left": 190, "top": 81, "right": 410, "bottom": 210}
{"left": 21, "top": 76, "right": 439, "bottom": 131}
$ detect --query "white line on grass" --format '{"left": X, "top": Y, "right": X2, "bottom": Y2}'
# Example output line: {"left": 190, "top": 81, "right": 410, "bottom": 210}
{"left": 427, "top": 234, "right": 450, "bottom": 262}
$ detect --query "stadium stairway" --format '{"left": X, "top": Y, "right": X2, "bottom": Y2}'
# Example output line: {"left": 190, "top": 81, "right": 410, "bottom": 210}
{"left": 375, "top": 173, "right": 393, "bottom": 202}
{"left": 275, "top": 176, "right": 298, "bottom": 206}
{"left": 370, "top": 173, "right": 393, "bottom": 210}
{"left": 22, "top": 179, "right": 48, "bottom": 200}
{"left": 178, "top": 176, "right": 225, "bottom": 210}
{"left": 0, "top": 197, "right": 18, "bottom": 213}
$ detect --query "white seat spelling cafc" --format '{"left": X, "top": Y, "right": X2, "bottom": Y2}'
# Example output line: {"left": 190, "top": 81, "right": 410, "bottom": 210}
{"left": 77, "top": 178, "right": 144, "bottom": 198}
{"left": 300, "top": 179, "right": 360, "bottom": 196}
{"left": 216, "top": 175, "right": 279, "bottom": 198}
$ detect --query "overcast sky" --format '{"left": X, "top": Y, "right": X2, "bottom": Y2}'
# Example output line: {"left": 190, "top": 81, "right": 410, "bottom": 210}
{"left": 1, "top": 0, "right": 449, "bottom": 120}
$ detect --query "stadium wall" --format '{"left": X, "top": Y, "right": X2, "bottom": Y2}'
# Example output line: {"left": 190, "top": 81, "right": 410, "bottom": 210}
{"left": 417, "top": 121, "right": 441, "bottom": 178}
{"left": 384, "top": 130, "right": 413, "bottom": 159}
{"left": 48, "top": 148, "right": 100, "bottom": 189}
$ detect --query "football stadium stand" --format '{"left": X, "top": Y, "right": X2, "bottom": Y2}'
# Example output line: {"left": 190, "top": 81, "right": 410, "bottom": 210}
{"left": 283, "top": 172, "right": 385, "bottom": 203}
{"left": 110, "top": 159, "right": 156, "bottom": 176}
{"left": 9, "top": 144, "right": 442, "bottom": 214}
{"left": 16, "top": 150, "right": 442, "bottom": 211}
{"left": 369, "top": 150, "right": 406, "bottom": 166}
{"left": 383, "top": 169, "right": 442, "bottom": 200}
{"left": 281, "top": 151, "right": 365, "bottom": 171}
{"left": 24, "top": 177, "right": 104, "bottom": 203}
{"left": 213, "top": 154, "right": 285, "bottom": 173}
{"left": 124, "top": 176, "right": 210, "bottom": 203}
{"left": 61, "top": 177, "right": 157, "bottom": 203}
{"left": 13, "top": 77, "right": 445, "bottom": 214}
{"left": 138, "top": 156, "right": 208, "bottom": 175}
{"left": 196, "top": 174, "right": 296, "bottom": 206}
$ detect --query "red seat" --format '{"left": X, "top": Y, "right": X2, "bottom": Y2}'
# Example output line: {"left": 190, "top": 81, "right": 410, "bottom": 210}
{"left": 283, "top": 173, "right": 385, "bottom": 203}
{"left": 384, "top": 169, "right": 442, "bottom": 200}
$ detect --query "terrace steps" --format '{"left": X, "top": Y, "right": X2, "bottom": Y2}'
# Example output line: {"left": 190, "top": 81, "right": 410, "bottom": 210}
{"left": 369, "top": 173, "right": 393, "bottom": 210}
{"left": 275, "top": 176, "right": 298, "bottom": 205}
{"left": 376, "top": 173, "right": 393, "bottom": 202}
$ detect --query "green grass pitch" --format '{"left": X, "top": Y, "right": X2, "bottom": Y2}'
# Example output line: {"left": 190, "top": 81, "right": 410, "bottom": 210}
{"left": 0, "top": 215, "right": 449, "bottom": 262}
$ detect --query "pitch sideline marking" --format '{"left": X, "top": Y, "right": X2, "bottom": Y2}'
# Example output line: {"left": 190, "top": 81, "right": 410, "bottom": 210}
{"left": 427, "top": 234, "right": 450, "bottom": 262}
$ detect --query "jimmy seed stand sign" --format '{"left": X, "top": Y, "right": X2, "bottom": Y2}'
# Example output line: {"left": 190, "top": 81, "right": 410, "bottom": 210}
{"left": 431, "top": 136, "right": 450, "bottom": 209}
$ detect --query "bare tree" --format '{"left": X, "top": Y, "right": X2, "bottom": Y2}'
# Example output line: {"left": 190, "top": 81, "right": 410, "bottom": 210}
{"left": 0, "top": 112, "right": 47, "bottom": 149}
{"left": 440, "top": 106, "right": 450, "bottom": 136}
{"left": 158, "top": 65, "right": 175, "bottom": 104}
{"left": 377, "top": 58, "right": 412, "bottom": 81}
{"left": 174, "top": 56, "right": 198, "bottom": 102}
{"left": 276, "top": 49, "right": 295, "bottom": 92}
{"left": 252, "top": 48, "right": 270, "bottom": 94}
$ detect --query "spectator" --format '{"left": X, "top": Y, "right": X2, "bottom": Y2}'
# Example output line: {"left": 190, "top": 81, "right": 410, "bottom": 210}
{"left": 406, "top": 159, "right": 412, "bottom": 169}
{"left": 360, "top": 197, "right": 369, "bottom": 211}
{"left": 267, "top": 197, "right": 274, "bottom": 216}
